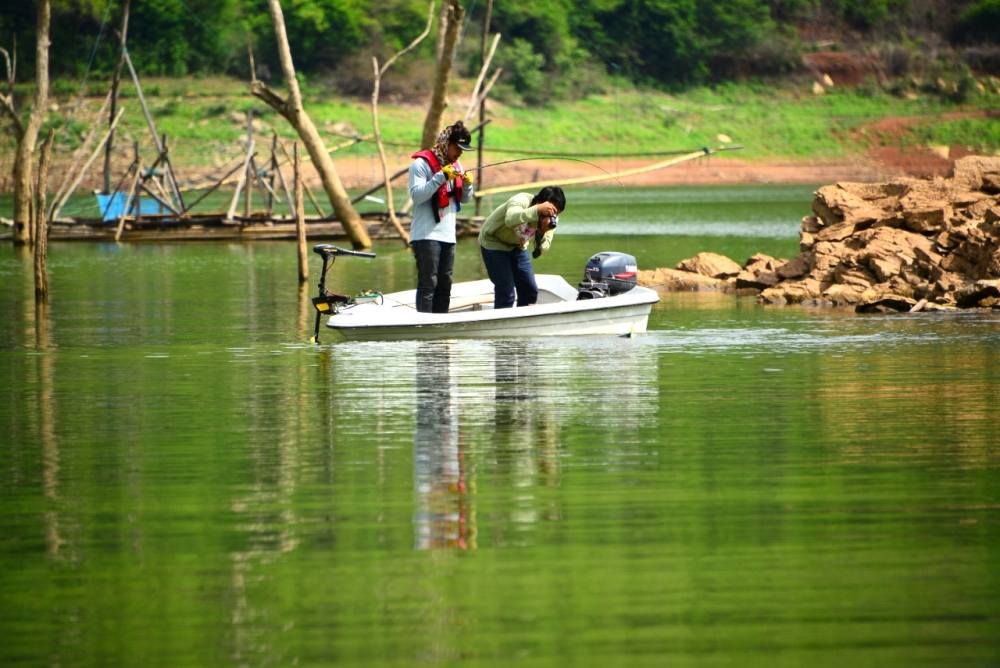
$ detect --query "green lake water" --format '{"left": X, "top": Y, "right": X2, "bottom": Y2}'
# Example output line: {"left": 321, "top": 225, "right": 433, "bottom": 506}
{"left": 2, "top": 185, "right": 998, "bottom": 666}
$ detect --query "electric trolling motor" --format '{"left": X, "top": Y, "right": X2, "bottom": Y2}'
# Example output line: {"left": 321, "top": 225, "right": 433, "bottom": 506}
{"left": 311, "top": 244, "right": 376, "bottom": 343}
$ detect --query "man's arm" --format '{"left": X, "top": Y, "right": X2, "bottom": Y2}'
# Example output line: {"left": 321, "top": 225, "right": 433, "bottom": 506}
{"left": 409, "top": 160, "right": 445, "bottom": 205}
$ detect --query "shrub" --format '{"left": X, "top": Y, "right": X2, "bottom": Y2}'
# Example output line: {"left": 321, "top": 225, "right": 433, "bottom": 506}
{"left": 953, "top": 0, "right": 1000, "bottom": 44}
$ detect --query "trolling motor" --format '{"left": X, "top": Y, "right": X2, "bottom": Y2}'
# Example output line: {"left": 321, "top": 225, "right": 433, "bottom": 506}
{"left": 311, "top": 244, "right": 376, "bottom": 343}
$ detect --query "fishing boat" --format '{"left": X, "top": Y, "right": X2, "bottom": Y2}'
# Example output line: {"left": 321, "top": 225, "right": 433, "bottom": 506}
{"left": 311, "top": 245, "right": 659, "bottom": 341}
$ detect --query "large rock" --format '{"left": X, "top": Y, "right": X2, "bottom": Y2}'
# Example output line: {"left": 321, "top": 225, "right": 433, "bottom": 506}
{"left": 638, "top": 267, "right": 728, "bottom": 292}
{"left": 952, "top": 156, "right": 1000, "bottom": 192}
{"left": 675, "top": 252, "right": 742, "bottom": 278}
{"left": 642, "top": 155, "right": 1000, "bottom": 311}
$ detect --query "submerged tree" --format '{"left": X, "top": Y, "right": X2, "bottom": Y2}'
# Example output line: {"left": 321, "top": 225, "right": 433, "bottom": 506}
{"left": 251, "top": 0, "right": 371, "bottom": 249}
{"left": 421, "top": 0, "right": 464, "bottom": 149}
{"left": 1, "top": 0, "right": 50, "bottom": 245}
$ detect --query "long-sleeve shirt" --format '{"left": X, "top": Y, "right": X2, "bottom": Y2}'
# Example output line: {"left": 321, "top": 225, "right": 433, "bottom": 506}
{"left": 408, "top": 158, "right": 474, "bottom": 243}
{"left": 478, "top": 192, "right": 556, "bottom": 253}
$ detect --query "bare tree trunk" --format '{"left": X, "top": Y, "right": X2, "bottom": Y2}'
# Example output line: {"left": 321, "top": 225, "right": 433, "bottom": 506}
{"left": 251, "top": 0, "right": 371, "bottom": 249}
{"left": 294, "top": 143, "right": 308, "bottom": 283}
{"left": 371, "top": 1, "right": 435, "bottom": 246}
{"left": 421, "top": 0, "right": 464, "bottom": 150}
{"left": 11, "top": 0, "right": 50, "bottom": 246}
{"left": 34, "top": 128, "right": 53, "bottom": 301}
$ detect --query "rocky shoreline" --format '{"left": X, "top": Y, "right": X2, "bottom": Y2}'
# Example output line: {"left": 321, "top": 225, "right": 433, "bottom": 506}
{"left": 638, "top": 156, "right": 1000, "bottom": 312}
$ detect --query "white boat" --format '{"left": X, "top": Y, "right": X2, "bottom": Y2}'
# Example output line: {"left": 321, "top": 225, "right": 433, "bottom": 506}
{"left": 325, "top": 275, "right": 659, "bottom": 341}
{"left": 310, "top": 246, "right": 659, "bottom": 342}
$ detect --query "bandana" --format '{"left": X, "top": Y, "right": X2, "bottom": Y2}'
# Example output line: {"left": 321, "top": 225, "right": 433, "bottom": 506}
{"left": 431, "top": 126, "right": 451, "bottom": 164}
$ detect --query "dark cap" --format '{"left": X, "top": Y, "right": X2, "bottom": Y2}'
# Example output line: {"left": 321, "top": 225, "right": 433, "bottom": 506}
{"left": 448, "top": 122, "right": 473, "bottom": 151}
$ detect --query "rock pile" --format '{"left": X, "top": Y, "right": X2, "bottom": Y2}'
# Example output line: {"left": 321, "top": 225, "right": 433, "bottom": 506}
{"left": 638, "top": 156, "right": 1000, "bottom": 312}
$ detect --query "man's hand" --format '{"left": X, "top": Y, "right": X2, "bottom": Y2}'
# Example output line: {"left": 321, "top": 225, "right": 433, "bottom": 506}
{"left": 441, "top": 164, "right": 458, "bottom": 181}
{"left": 462, "top": 169, "right": 474, "bottom": 185}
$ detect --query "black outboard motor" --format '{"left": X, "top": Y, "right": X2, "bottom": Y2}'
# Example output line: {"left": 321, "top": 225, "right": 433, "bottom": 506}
{"left": 577, "top": 251, "right": 639, "bottom": 299}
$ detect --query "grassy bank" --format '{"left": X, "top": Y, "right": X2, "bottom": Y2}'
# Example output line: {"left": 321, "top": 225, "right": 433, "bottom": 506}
{"left": 3, "top": 75, "right": 999, "bottom": 189}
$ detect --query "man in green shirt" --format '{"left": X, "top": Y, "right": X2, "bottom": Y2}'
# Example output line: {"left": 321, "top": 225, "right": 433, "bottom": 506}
{"left": 478, "top": 186, "right": 566, "bottom": 309}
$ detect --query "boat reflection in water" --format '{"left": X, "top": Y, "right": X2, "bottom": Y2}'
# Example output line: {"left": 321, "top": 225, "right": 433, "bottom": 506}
{"left": 413, "top": 341, "right": 474, "bottom": 550}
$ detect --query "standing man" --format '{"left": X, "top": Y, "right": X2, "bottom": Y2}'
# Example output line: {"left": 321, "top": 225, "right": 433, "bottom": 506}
{"left": 408, "top": 121, "right": 475, "bottom": 313}
{"left": 479, "top": 186, "right": 565, "bottom": 309}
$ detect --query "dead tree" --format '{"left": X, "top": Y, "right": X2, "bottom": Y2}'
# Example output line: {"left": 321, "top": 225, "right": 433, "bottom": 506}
{"left": 0, "top": 0, "right": 50, "bottom": 245}
{"left": 420, "top": 0, "right": 464, "bottom": 150}
{"left": 250, "top": 0, "right": 371, "bottom": 249}
{"left": 372, "top": 0, "right": 435, "bottom": 245}
{"left": 34, "top": 128, "right": 53, "bottom": 301}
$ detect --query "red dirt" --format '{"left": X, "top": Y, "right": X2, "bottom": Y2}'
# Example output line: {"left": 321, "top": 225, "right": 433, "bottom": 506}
{"left": 851, "top": 110, "right": 999, "bottom": 179}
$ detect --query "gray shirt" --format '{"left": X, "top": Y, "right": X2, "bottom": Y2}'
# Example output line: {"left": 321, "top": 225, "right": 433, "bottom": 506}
{"left": 408, "top": 157, "right": 474, "bottom": 243}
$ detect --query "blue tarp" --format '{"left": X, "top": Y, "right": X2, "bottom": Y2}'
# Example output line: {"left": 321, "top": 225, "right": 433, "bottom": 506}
{"left": 95, "top": 193, "right": 166, "bottom": 222}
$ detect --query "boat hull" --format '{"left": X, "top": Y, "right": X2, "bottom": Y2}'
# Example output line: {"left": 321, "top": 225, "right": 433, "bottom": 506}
{"left": 325, "top": 275, "right": 658, "bottom": 341}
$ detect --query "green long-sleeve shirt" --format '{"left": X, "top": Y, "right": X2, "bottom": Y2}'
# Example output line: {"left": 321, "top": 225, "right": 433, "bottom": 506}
{"left": 478, "top": 192, "right": 556, "bottom": 253}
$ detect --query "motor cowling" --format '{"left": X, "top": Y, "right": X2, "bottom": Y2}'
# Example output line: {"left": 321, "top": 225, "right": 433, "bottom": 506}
{"left": 577, "top": 252, "right": 639, "bottom": 300}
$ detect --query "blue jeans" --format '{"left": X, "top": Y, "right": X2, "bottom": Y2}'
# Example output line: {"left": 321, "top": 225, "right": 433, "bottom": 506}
{"left": 412, "top": 240, "right": 456, "bottom": 313}
{"left": 480, "top": 247, "right": 538, "bottom": 309}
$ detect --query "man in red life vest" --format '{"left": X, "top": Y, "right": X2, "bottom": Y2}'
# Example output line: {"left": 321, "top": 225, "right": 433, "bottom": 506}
{"left": 408, "top": 121, "right": 475, "bottom": 313}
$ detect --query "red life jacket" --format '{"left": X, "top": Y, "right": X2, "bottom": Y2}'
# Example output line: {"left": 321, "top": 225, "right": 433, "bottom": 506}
{"left": 411, "top": 149, "right": 464, "bottom": 221}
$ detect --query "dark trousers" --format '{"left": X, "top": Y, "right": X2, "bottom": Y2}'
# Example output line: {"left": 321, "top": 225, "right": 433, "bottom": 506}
{"left": 412, "top": 240, "right": 456, "bottom": 313}
{"left": 481, "top": 247, "right": 538, "bottom": 309}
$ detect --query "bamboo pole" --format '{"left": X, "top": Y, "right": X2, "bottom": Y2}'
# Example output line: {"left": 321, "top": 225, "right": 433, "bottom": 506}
{"left": 116, "top": 158, "right": 142, "bottom": 242}
{"left": 52, "top": 90, "right": 111, "bottom": 212}
{"left": 463, "top": 68, "right": 501, "bottom": 123}
{"left": 465, "top": 32, "right": 500, "bottom": 122}
{"left": 34, "top": 129, "right": 54, "bottom": 301}
{"left": 371, "top": 58, "right": 410, "bottom": 245}
{"left": 276, "top": 139, "right": 325, "bottom": 216}
{"left": 244, "top": 113, "right": 254, "bottom": 217}
{"left": 227, "top": 136, "right": 255, "bottom": 222}
{"left": 474, "top": 149, "right": 718, "bottom": 198}
{"left": 294, "top": 144, "right": 308, "bottom": 283}
{"left": 122, "top": 48, "right": 182, "bottom": 210}
{"left": 475, "top": 0, "right": 493, "bottom": 216}
{"left": 50, "top": 107, "right": 126, "bottom": 221}
{"left": 274, "top": 146, "right": 295, "bottom": 219}
{"left": 267, "top": 133, "right": 278, "bottom": 216}
{"left": 104, "top": 0, "right": 130, "bottom": 194}
{"left": 183, "top": 159, "right": 245, "bottom": 213}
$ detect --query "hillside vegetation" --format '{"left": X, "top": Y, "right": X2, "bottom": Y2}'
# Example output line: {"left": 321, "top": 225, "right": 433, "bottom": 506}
{"left": 1, "top": 1, "right": 998, "bottom": 194}
{"left": 1, "top": 0, "right": 998, "bottom": 100}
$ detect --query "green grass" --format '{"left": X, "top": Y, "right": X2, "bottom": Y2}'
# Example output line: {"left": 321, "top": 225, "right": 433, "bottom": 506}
{"left": 909, "top": 117, "right": 1000, "bottom": 154}
{"left": 3, "top": 75, "right": 999, "bottom": 177}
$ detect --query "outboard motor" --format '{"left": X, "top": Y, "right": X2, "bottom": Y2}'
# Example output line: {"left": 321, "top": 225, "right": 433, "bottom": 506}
{"left": 577, "top": 251, "right": 638, "bottom": 299}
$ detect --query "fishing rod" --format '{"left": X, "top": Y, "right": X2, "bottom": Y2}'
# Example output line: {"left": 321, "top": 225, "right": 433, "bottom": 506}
{"left": 463, "top": 156, "right": 627, "bottom": 188}
{"left": 472, "top": 145, "right": 743, "bottom": 199}
{"left": 465, "top": 145, "right": 744, "bottom": 174}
